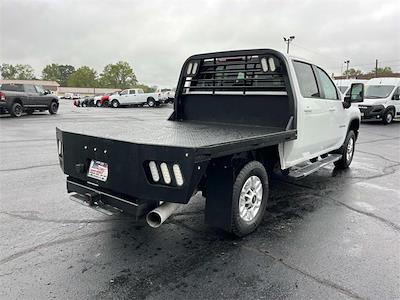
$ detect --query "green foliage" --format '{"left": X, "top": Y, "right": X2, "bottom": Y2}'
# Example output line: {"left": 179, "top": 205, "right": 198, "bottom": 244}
{"left": 67, "top": 66, "right": 97, "bottom": 87}
{"left": 134, "top": 84, "right": 156, "bottom": 93}
{"left": 343, "top": 68, "right": 363, "bottom": 77}
{"left": 367, "top": 66, "right": 393, "bottom": 75}
{"left": 99, "top": 61, "right": 138, "bottom": 89}
{"left": 0, "top": 63, "right": 35, "bottom": 79}
{"left": 42, "top": 63, "right": 75, "bottom": 86}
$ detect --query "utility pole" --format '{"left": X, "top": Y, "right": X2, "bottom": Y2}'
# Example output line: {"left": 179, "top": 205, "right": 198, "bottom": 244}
{"left": 283, "top": 36, "right": 295, "bottom": 54}
{"left": 375, "top": 59, "right": 378, "bottom": 78}
{"left": 344, "top": 60, "right": 350, "bottom": 79}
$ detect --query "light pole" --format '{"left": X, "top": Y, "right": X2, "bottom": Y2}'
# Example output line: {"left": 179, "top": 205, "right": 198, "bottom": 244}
{"left": 344, "top": 60, "right": 350, "bottom": 79}
{"left": 283, "top": 36, "right": 295, "bottom": 54}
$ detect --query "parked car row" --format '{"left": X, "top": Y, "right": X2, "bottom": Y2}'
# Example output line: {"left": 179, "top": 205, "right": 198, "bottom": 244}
{"left": 73, "top": 88, "right": 175, "bottom": 108}
{"left": 336, "top": 78, "right": 400, "bottom": 124}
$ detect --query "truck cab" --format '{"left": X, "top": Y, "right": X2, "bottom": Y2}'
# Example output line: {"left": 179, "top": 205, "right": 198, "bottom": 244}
{"left": 57, "top": 49, "right": 363, "bottom": 236}
{"left": 356, "top": 77, "right": 400, "bottom": 124}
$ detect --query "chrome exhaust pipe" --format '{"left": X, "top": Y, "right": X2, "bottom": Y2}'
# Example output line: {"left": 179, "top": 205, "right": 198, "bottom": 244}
{"left": 146, "top": 202, "right": 181, "bottom": 228}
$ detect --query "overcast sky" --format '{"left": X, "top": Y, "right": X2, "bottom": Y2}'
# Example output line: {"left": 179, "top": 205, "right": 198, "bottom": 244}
{"left": 1, "top": 0, "right": 399, "bottom": 87}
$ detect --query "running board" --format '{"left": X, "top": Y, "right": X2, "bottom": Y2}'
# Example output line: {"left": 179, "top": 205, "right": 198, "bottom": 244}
{"left": 288, "top": 154, "right": 341, "bottom": 178}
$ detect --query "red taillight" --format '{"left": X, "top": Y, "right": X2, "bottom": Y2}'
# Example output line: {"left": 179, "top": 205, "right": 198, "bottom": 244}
{"left": 0, "top": 92, "right": 6, "bottom": 101}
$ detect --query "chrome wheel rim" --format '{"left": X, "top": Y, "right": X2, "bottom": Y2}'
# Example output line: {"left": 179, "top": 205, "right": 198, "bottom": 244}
{"left": 346, "top": 137, "right": 354, "bottom": 162}
{"left": 239, "top": 176, "right": 263, "bottom": 222}
{"left": 386, "top": 113, "right": 392, "bottom": 123}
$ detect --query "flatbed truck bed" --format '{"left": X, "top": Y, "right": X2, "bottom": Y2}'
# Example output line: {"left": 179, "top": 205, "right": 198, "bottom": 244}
{"left": 60, "top": 120, "right": 296, "bottom": 158}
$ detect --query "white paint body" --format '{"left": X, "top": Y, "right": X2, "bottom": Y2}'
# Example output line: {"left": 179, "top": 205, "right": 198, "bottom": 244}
{"left": 279, "top": 55, "right": 361, "bottom": 169}
{"left": 110, "top": 88, "right": 160, "bottom": 106}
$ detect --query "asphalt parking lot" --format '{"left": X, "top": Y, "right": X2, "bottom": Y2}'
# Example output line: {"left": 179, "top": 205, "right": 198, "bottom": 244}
{"left": 0, "top": 101, "right": 399, "bottom": 300}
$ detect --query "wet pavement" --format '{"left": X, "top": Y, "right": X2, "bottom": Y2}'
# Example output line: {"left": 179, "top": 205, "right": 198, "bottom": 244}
{"left": 0, "top": 101, "right": 399, "bottom": 299}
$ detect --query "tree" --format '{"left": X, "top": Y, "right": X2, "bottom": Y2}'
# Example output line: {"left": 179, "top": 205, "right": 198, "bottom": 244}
{"left": 42, "top": 63, "right": 75, "bottom": 86}
{"left": 343, "top": 68, "right": 363, "bottom": 77}
{"left": 368, "top": 66, "right": 393, "bottom": 76}
{"left": 0, "top": 63, "right": 35, "bottom": 79}
{"left": 134, "top": 83, "right": 156, "bottom": 93}
{"left": 67, "top": 66, "right": 97, "bottom": 87}
{"left": 99, "top": 61, "right": 137, "bottom": 89}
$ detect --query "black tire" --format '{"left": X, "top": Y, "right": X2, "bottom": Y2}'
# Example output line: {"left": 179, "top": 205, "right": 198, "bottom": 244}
{"left": 26, "top": 109, "right": 34, "bottom": 115}
{"left": 334, "top": 130, "right": 355, "bottom": 169}
{"left": 103, "top": 100, "right": 109, "bottom": 107}
{"left": 10, "top": 102, "right": 23, "bottom": 117}
{"left": 231, "top": 161, "right": 269, "bottom": 237}
{"left": 111, "top": 100, "right": 120, "bottom": 108}
{"left": 382, "top": 110, "right": 394, "bottom": 125}
{"left": 147, "top": 98, "right": 155, "bottom": 107}
{"left": 81, "top": 102, "right": 87, "bottom": 108}
{"left": 49, "top": 101, "right": 58, "bottom": 114}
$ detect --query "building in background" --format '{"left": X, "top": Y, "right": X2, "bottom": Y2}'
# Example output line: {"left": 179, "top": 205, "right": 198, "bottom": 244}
{"left": 58, "top": 87, "right": 120, "bottom": 97}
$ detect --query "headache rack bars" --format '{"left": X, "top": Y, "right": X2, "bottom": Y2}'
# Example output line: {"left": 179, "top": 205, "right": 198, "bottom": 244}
{"left": 183, "top": 55, "right": 287, "bottom": 95}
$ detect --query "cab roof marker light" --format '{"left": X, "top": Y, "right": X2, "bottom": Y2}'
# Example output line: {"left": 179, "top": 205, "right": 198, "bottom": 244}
{"left": 160, "top": 163, "right": 171, "bottom": 184}
{"left": 187, "top": 63, "right": 193, "bottom": 75}
{"left": 192, "top": 62, "right": 198, "bottom": 74}
{"left": 261, "top": 57, "right": 269, "bottom": 72}
{"left": 268, "top": 57, "right": 276, "bottom": 72}
{"left": 172, "top": 164, "right": 184, "bottom": 186}
{"left": 149, "top": 161, "right": 160, "bottom": 182}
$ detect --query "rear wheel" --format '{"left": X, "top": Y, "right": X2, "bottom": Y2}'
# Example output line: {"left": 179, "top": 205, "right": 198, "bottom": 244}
{"left": 111, "top": 100, "right": 120, "bottom": 108}
{"left": 49, "top": 101, "right": 58, "bottom": 114}
{"left": 334, "top": 130, "right": 355, "bottom": 169}
{"left": 96, "top": 100, "right": 101, "bottom": 107}
{"left": 147, "top": 98, "right": 155, "bottom": 107}
{"left": 382, "top": 110, "right": 394, "bottom": 125}
{"left": 10, "top": 102, "right": 23, "bottom": 117}
{"left": 231, "top": 161, "right": 269, "bottom": 237}
{"left": 103, "top": 100, "right": 109, "bottom": 107}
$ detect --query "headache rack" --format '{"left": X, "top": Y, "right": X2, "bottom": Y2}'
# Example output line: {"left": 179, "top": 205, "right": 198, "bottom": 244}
{"left": 182, "top": 54, "right": 287, "bottom": 95}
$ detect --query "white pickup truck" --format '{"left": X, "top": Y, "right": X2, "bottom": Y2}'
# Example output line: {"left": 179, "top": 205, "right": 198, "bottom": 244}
{"left": 109, "top": 88, "right": 161, "bottom": 108}
{"left": 57, "top": 49, "right": 364, "bottom": 236}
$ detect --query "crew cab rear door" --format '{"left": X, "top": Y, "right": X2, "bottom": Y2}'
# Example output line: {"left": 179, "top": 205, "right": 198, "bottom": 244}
{"left": 292, "top": 61, "right": 333, "bottom": 155}
{"left": 24, "top": 84, "right": 39, "bottom": 106}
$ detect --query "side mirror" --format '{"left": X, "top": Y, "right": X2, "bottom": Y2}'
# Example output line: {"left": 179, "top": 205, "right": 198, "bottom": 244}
{"left": 43, "top": 90, "right": 50, "bottom": 95}
{"left": 343, "top": 83, "right": 364, "bottom": 108}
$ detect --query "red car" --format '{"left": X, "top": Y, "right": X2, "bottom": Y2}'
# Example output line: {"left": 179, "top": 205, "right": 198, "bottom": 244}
{"left": 96, "top": 92, "right": 120, "bottom": 107}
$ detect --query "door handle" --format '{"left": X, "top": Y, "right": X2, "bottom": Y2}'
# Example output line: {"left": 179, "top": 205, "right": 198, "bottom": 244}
{"left": 329, "top": 107, "right": 336, "bottom": 112}
{"left": 304, "top": 109, "right": 312, "bottom": 113}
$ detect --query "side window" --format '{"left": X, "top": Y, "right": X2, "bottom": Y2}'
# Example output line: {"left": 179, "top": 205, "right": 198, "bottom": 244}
{"left": 315, "top": 67, "right": 339, "bottom": 100}
{"left": 24, "top": 84, "right": 37, "bottom": 93}
{"left": 293, "top": 61, "right": 319, "bottom": 98}
{"left": 392, "top": 87, "right": 400, "bottom": 100}
{"left": 35, "top": 85, "right": 44, "bottom": 94}
{"left": 129, "top": 90, "right": 136, "bottom": 94}
{"left": 120, "top": 90, "right": 128, "bottom": 95}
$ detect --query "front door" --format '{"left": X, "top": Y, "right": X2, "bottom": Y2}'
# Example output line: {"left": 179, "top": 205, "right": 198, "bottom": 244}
{"left": 391, "top": 87, "right": 400, "bottom": 118}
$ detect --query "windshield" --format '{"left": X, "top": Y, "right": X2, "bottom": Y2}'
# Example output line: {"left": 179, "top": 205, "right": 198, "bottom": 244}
{"left": 365, "top": 85, "right": 395, "bottom": 98}
{"left": 338, "top": 86, "right": 348, "bottom": 93}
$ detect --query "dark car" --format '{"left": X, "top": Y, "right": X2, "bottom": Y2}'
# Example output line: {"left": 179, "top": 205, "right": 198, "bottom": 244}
{"left": 0, "top": 83, "right": 59, "bottom": 117}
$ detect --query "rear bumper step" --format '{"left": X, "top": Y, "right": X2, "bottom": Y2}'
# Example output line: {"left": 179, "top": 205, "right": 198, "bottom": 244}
{"left": 67, "top": 179, "right": 158, "bottom": 218}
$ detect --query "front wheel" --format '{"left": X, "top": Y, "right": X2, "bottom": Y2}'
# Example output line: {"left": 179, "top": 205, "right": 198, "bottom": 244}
{"left": 49, "top": 101, "right": 58, "bottom": 114}
{"left": 231, "top": 161, "right": 269, "bottom": 237}
{"left": 382, "top": 110, "right": 394, "bottom": 125}
{"left": 147, "top": 98, "right": 155, "bottom": 107}
{"left": 334, "top": 130, "right": 355, "bottom": 169}
{"left": 96, "top": 101, "right": 101, "bottom": 107}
